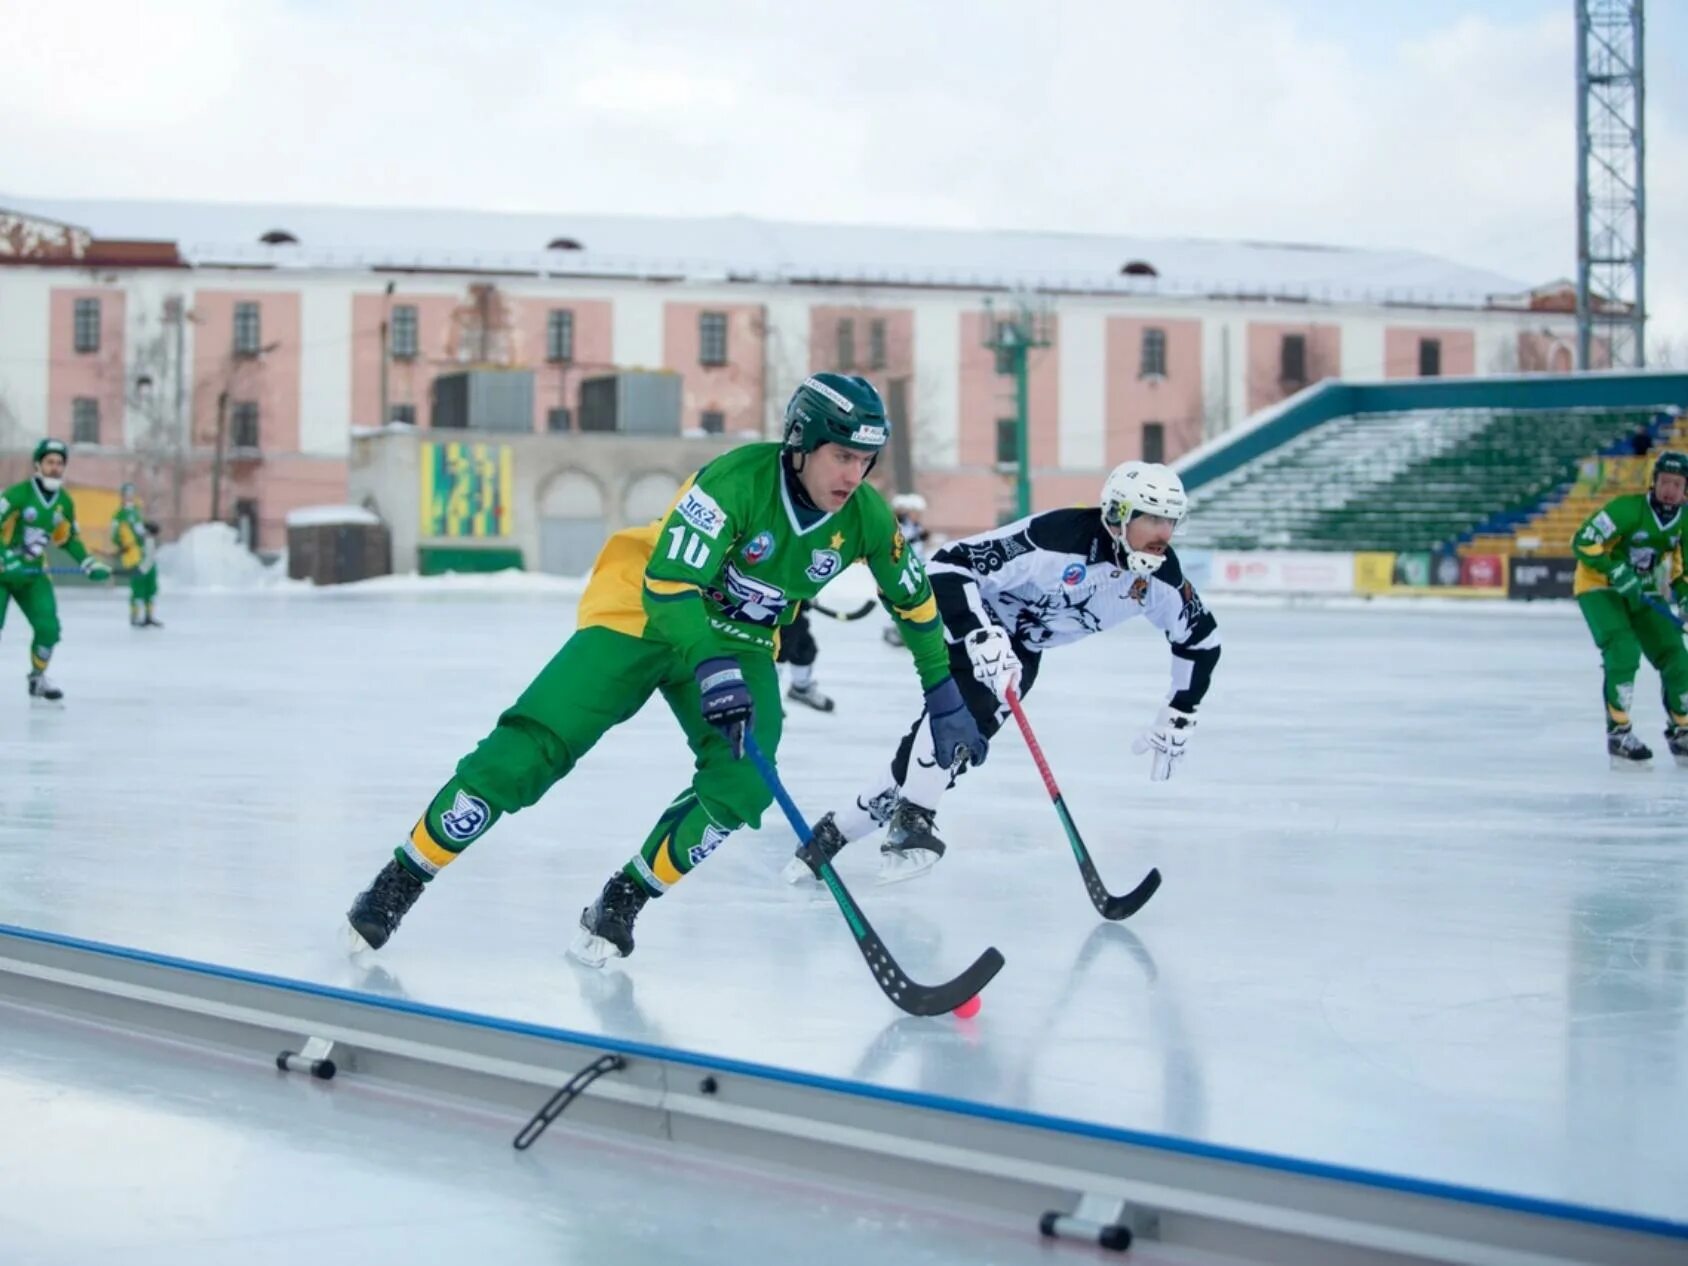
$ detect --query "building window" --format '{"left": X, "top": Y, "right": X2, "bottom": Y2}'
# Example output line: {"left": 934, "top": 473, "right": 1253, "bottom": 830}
{"left": 868, "top": 319, "right": 887, "bottom": 371}
{"left": 1140, "top": 327, "right": 1167, "bottom": 378}
{"left": 699, "top": 312, "right": 728, "bottom": 367}
{"left": 73, "top": 298, "right": 101, "bottom": 353}
{"left": 389, "top": 403, "right": 416, "bottom": 426}
{"left": 230, "top": 401, "right": 260, "bottom": 450}
{"left": 1280, "top": 333, "right": 1307, "bottom": 385}
{"left": 1418, "top": 337, "right": 1442, "bottom": 377}
{"left": 1141, "top": 421, "right": 1166, "bottom": 463}
{"left": 546, "top": 309, "right": 575, "bottom": 363}
{"left": 995, "top": 417, "right": 1019, "bottom": 467}
{"left": 700, "top": 409, "right": 726, "bottom": 435}
{"left": 233, "top": 302, "right": 262, "bottom": 357}
{"left": 389, "top": 304, "right": 418, "bottom": 360}
{"left": 71, "top": 397, "right": 100, "bottom": 444}
{"left": 233, "top": 497, "right": 259, "bottom": 549}
{"left": 836, "top": 318, "right": 856, "bottom": 371}
{"left": 547, "top": 407, "right": 572, "bottom": 433}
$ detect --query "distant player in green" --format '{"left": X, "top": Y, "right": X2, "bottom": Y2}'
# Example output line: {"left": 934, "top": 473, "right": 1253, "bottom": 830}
{"left": 345, "top": 374, "right": 989, "bottom": 965}
{"left": 110, "top": 483, "right": 162, "bottom": 628}
{"left": 1571, "top": 449, "right": 1688, "bottom": 766}
{"left": 0, "top": 439, "right": 112, "bottom": 702}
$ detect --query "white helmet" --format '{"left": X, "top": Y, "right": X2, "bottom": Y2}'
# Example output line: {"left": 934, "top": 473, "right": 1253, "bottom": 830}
{"left": 892, "top": 492, "right": 927, "bottom": 514}
{"left": 1100, "top": 461, "right": 1187, "bottom": 576}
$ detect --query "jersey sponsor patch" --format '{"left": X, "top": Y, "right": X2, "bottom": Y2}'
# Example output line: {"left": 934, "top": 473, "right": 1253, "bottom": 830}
{"left": 805, "top": 548, "right": 844, "bottom": 583}
{"left": 676, "top": 487, "right": 727, "bottom": 539}
{"left": 849, "top": 423, "right": 886, "bottom": 446}
{"left": 439, "top": 790, "right": 492, "bottom": 843}
{"left": 1062, "top": 562, "right": 1087, "bottom": 586}
{"left": 1591, "top": 511, "right": 1618, "bottom": 541}
{"left": 706, "top": 564, "right": 790, "bottom": 627}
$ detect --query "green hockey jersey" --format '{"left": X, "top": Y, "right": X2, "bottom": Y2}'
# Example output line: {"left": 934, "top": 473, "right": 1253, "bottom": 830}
{"left": 576, "top": 442, "right": 950, "bottom": 687}
{"left": 0, "top": 478, "right": 90, "bottom": 572}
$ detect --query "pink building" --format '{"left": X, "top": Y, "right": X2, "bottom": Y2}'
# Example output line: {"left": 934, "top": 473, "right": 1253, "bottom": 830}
{"left": 0, "top": 198, "right": 1589, "bottom": 548}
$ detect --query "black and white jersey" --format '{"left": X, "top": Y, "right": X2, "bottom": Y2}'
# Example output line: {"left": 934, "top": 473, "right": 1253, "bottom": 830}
{"left": 926, "top": 507, "right": 1220, "bottom": 712}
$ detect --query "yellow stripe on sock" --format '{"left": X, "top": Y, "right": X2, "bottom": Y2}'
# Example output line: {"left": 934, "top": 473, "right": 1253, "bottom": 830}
{"left": 650, "top": 832, "right": 684, "bottom": 886}
{"left": 408, "top": 819, "right": 457, "bottom": 870}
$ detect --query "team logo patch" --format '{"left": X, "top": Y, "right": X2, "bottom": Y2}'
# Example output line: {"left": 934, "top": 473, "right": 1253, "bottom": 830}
{"left": 687, "top": 824, "right": 729, "bottom": 868}
{"left": 675, "top": 487, "right": 727, "bottom": 539}
{"left": 1127, "top": 577, "right": 1149, "bottom": 604}
{"left": 1062, "top": 562, "right": 1087, "bottom": 586}
{"left": 22, "top": 507, "right": 35, "bottom": 522}
{"left": 805, "top": 548, "right": 844, "bottom": 583}
{"left": 439, "top": 790, "right": 492, "bottom": 843}
{"left": 741, "top": 531, "right": 776, "bottom": 565}
{"left": 890, "top": 529, "right": 905, "bottom": 563}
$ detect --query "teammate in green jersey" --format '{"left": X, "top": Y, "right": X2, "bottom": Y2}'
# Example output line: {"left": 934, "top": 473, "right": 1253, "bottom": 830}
{"left": 0, "top": 439, "right": 112, "bottom": 702}
{"left": 346, "top": 374, "right": 990, "bottom": 965}
{"left": 1571, "top": 449, "right": 1688, "bottom": 766}
{"left": 111, "top": 483, "right": 162, "bottom": 628}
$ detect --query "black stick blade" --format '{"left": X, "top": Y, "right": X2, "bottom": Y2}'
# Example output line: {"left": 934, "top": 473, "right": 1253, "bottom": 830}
{"left": 857, "top": 933, "right": 1005, "bottom": 1016}
{"left": 1096, "top": 866, "right": 1162, "bottom": 921}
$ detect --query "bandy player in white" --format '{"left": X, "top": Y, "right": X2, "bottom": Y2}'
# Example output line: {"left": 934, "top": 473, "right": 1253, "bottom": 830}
{"left": 786, "top": 460, "right": 1220, "bottom": 884}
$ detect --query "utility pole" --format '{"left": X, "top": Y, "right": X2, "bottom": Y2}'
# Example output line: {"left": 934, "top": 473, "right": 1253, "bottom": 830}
{"left": 1575, "top": 0, "right": 1646, "bottom": 369}
{"left": 379, "top": 279, "right": 395, "bottom": 425}
{"left": 982, "top": 298, "right": 1053, "bottom": 520}
{"left": 210, "top": 389, "right": 229, "bottom": 522}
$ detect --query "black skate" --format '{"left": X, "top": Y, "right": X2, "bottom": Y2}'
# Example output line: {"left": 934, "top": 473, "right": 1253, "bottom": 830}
{"left": 27, "top": 672, "right": 62, "bottom": 703}
{"left": 347, "top": 859, "right": 426, "bottom": 950}
{"left": 567, "top": 872, "right": 649, "bottom": 968}
{"left": 878, "top": 799, "right": 946, "bottom": 884}
{"left": 143, "top": 616, "right": 163, "bottom": 629}
{"left": 781, "top": 811, "right": 850, "bottom": 884}
{"left": 1666, "top": 725, "right": 1688, "bottom": 768}
{"left": 1608, "top": 725, "right": 1653, "bottom": 769}
{"left": 786, "top": 681, "right": 835, "bottom": 713}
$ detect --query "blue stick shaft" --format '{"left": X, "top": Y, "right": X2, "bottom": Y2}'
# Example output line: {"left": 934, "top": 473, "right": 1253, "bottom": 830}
{"left": 744, "top": 735, "right": 813, "bottom": 845}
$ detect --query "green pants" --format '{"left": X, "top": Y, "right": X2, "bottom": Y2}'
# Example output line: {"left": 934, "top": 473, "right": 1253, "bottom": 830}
{"left": 129, "top": 565, "right": 158, "bottom": 602}
{"left": 0, "top": 573, "right": 60, "bottom": 673}
{"left": 1578, "top": 589, "right": 1688, "bottom": 730}
{"left": 395, "top": 625, "right": 785, "bottom": 899}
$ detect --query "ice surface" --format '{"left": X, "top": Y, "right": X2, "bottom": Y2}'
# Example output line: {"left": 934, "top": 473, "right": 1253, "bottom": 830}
{"left": 1, "top": 587, "right": 1684, "bottom": 1228}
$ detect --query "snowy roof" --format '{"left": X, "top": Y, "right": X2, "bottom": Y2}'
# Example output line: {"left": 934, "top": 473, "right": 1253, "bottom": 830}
{"left": 0, "top": 193, "right": 1532, "bottom": 308}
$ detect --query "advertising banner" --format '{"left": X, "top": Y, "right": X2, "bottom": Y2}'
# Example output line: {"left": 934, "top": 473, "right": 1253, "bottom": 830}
{"left": 1207, "top": 551, "right": 1356, "bottom": 594}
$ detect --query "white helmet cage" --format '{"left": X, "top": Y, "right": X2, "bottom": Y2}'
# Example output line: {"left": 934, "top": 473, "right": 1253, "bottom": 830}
{"left": 1100, "top": 461, "right": 1188, "bottom": 575}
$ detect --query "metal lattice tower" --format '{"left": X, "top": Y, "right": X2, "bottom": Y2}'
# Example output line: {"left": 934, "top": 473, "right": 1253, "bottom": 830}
{"left": 1576, "top": 0, "right": 1646, "bottom": 369}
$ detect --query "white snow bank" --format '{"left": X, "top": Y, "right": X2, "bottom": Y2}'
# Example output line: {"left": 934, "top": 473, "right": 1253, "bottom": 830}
{"left": 157, "top": 523, "right": 286, "bottom": 591}
{"left": 285, "top": 504, "right": 382, "bottom": 528}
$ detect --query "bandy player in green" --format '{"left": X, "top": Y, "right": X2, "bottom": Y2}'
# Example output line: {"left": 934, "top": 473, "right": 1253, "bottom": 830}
{"left": 1571, "top": 449, "right": 1688, "bottom": 766}
{"left": 0, "top": 439, "right": 112, "bottom": 702}
{"left": 346, "top": 374, "right": 989, "bottom": 964}
{"left": 110, "top": 482, "right": 162, "bottom": 628}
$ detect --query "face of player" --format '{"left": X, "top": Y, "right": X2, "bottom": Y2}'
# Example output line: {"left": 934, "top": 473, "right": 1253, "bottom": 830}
{"left": 35, "top": 454, "right": 66, "bottom": 486}
{"left": 1654, "top": 472, "right": 1687, "bottom": 510}
{"left": 800, "top": 443, "right": 875, "bottom": 511}
{"left": 1123, "top": 512, "right": 1177, "bottom": 558}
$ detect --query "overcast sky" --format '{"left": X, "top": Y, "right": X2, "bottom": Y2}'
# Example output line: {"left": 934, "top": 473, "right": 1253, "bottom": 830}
{"left": 4, "top": 0, "right": 1684, "bottom": 349}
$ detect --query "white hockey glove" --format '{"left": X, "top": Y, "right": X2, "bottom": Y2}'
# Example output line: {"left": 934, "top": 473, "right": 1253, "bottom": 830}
{"left": 1132, "top": 707, "right": 1194, "bottom": 782}
{"left": 963, "top": 626, "right": 1021, "bottom": 702}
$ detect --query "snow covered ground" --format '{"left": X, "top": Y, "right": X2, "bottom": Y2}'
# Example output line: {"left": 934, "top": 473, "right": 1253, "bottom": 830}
{"left": 1, "top": 581, "right": 1684, "bottom": 1245}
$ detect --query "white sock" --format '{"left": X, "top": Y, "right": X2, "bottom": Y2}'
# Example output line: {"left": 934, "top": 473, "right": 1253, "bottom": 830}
{"left": 791, "top": 663, "right": 815, "bottom": 689}
{"left": 832, "top": 768, "right": 897, "bottom": 840}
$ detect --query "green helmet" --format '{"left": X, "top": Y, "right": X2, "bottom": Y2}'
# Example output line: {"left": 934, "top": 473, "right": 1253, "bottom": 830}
{"left": 33, "top": 438, "right": 68, "bottom": 466}
{"left": 1654, "top": 451, "right": 1688, "bottom": 483}
{"left": 782, "top": 373, "right": 890, "bottom": 456}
